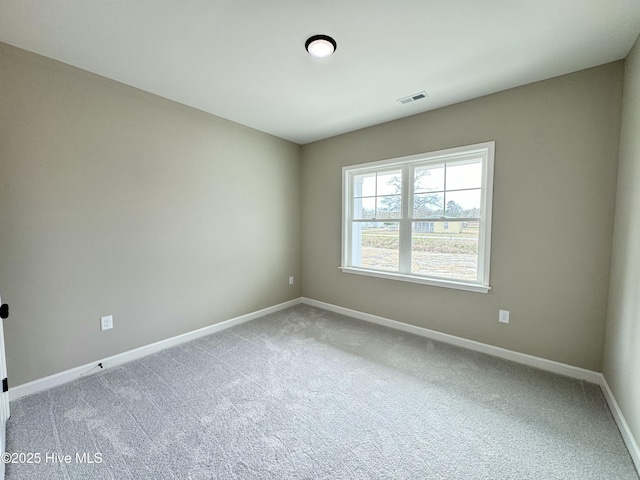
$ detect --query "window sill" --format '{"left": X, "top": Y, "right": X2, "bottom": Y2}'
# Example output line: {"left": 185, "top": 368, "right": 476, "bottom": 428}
{"left": 339, "top": 267, "right": 490, "bottom": 293}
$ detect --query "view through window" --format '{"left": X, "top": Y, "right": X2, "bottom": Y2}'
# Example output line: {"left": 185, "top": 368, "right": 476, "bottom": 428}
{"left": 342, "top": 142, "right": 495, "bottom": 292}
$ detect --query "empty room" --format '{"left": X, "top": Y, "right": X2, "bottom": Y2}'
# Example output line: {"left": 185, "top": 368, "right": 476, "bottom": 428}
{"left": 1, "top": 1, "right": 640, "bottom": 479}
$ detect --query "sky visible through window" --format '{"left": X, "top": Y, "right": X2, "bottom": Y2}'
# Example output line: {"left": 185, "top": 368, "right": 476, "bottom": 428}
{"left": 353, "top": 159, "right": 483, "bottom": 221}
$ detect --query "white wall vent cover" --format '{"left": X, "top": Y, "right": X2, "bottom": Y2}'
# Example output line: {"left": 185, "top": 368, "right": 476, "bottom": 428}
{"left": 397, "top": 91, "right": 428, "bottom": 104}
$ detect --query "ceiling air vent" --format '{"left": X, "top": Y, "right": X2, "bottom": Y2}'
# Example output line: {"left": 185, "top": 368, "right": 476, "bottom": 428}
{"left": 397, "top": 91, "right": 428, "bottom": 105}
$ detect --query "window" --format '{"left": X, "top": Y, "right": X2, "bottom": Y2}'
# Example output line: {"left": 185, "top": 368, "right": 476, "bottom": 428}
{"left": 341, "top": 141, "right": 495, "bottom": 293}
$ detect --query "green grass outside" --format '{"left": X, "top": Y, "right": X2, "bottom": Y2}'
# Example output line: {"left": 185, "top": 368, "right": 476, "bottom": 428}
{"left": 361, "top": 228, "right": 479, "bottom": 254}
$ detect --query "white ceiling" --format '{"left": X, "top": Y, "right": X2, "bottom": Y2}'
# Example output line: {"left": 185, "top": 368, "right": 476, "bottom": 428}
{"left": 1, "top": 1, "right": 640, "bottom": 144}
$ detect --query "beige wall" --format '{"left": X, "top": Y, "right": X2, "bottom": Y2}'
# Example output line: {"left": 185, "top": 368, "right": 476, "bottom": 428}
{"left": 604, "top": 35, "right": 640, "bottom": 450}
{"left": 0, "top": 42, "right": 301, "bottom": 386}
{"left": 0, "top": 38, "right": 630, "bottom": 391}
{"left": 301, "top": 62, "right": 623, "bottom": 371}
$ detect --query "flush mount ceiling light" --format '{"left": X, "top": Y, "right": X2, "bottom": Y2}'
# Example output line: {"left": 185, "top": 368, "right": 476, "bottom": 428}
{"left": 305, "top": 34, "right": 337, "bottom": 58}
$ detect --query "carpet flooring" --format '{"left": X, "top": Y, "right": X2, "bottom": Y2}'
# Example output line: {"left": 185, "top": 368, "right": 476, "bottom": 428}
{"left": 5, "top": 305, "right": 639, "bottom": 479}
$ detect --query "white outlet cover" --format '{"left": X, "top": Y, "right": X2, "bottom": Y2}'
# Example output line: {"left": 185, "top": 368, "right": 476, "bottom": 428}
{"left": 101, "top": 315, "right": 113, "bottom": 331}
{"left": 499, "top": 310, "right": 510, "bottom": 324}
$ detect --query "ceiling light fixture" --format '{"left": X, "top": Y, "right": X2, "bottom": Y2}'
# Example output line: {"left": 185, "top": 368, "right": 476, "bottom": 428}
{"left": 305, "top": 34, "right": 337, "bottom": 59}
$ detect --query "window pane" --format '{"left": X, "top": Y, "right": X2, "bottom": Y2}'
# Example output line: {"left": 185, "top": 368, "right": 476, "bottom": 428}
{"left": 446, "top": 160, "right": 482, "bottom": 191}
{"left": 344, "top": 141, "right": 493, "bottom": 289}
{"left": 445, "top": 189, "right": 481, "bottom": 218}
{"left": 353, "top": 197, "right": 375, "bottom": 220}
{"left": 353, "top": 173, "right": 376, "bottom": 197}
{"left": 377, "top": 171, "right": 402, "bottom": 196}
{"left": 411, "top": 222, "right": 479, "bottom": 281}
{"left": 351, "top": 222, "right": 399, "bottom": 272}
{"left": 414, "top": 165, "right": 444, "bottom": 193}
{"left": 413, "top": 193, "right": 444, "bottom": 218}
{"left": 376, "top": 195, "right": 401, "bottom": 219}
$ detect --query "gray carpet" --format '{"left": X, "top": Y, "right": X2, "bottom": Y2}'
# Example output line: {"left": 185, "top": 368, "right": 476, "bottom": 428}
{"left": 5, "top": 305, "right": 638, "bottom": 479}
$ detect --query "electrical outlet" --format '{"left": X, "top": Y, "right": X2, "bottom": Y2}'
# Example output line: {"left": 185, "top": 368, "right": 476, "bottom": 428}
{"left": 100, "top": 315, "right": 113, "bottom": 331}
{"left": 289, "top": 276, "right": 294, "bottom": 285}
{"left": 499, "top": 310, "right": 510, "bottom": 324}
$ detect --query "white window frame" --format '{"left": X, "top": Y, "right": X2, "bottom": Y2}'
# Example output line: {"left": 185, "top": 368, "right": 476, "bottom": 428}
{"left": 341, "top": 141, "right": 495, "bottom": 293}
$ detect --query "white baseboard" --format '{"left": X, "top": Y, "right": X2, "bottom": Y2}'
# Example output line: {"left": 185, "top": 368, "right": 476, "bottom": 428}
{"left": 9, "top": 295, "right": 639, "bottom": 476}
{"left": 9, "top": 298, "right": 302, "bottom": 401}
{"left": 301, "top": 297, "right": 602, "bottom": 384}
{"left": 600, "top": 376, "right": 640, "bottom": 474}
